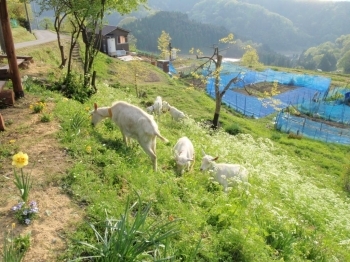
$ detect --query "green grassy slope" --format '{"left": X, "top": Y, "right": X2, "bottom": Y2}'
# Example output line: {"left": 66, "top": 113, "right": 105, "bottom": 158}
{"left": 11, "top": 35, "right": 350, "bottom": 261}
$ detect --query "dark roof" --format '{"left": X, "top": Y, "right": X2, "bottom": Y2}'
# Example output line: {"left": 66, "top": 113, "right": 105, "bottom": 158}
{"left": 96, "top": 25, "right": 130, "bottom": 36}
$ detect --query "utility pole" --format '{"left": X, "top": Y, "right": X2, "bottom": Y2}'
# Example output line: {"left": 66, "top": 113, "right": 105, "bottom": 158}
{"left": 24, "top": 1, "right": 32, "bottom": 33}
{"left": 168, "top": 42, "right": 172, "bottom": 61}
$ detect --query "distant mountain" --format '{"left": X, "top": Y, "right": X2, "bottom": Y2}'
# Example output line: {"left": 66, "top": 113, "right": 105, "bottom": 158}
{"left": 122, "top": 11, "right": 231, "bottom": 55}
{"left": 30, "top": 0, "right": 350, "bottom": 54}
{"left": 143, "top": 0, "right": 350, "bottom": 53}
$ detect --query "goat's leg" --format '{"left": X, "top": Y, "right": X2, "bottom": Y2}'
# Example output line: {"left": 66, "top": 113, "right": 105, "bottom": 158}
{"left": 139, "top": 139, "right": 157, "bottom": 172}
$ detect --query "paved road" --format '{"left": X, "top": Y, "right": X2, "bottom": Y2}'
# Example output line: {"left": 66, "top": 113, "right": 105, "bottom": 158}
{"left": 14, "top": 30, "right": 58, "bottom": 49}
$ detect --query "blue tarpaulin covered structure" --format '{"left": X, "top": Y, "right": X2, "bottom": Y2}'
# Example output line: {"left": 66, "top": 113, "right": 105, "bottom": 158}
{"left": 206, "top": 64, "right": 331, "bottom": 117}
{"left": 204, "top": 63, "right": 350, "bottom": 145}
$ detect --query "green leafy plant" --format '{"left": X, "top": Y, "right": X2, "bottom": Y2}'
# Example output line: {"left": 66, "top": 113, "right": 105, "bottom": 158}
{"left": 225, "top": 123, "right": 241, "bottom": 135}
{"left": 73, "top": 195, "right": 181, "bottom": 261}
{"left": 1, "top": 224, "right": 30, "bottom": 261}
{"left": 40, "top": 113, "right": 52, "bottom": 122}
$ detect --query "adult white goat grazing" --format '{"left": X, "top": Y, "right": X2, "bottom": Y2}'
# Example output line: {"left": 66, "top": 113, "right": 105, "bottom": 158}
{"left": 162, "top": 101, "right": 186, "bottom": 121}
{"left": 200, "top": 150, "right": 248, "bottom": 191}
{"left": 173, "top": 136, "right": 195, "bottom": 175}
{"left": 91, "top": 101, "right": 169, "bottom": 172}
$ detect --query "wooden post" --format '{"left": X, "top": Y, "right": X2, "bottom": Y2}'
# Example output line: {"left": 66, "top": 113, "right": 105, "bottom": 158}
{"left": 0, "top": 0, "right": 24, "bottom": 99}
{"left": 0, "top": 113, "right": 5, "bottom": 131}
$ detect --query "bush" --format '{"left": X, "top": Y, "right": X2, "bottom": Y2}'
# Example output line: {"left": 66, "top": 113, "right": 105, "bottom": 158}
{"left": 49, "top": 72, "right": 95, "bottom": 103}
{"left": 225, "top": 123, "right": 241, "bottom": 135}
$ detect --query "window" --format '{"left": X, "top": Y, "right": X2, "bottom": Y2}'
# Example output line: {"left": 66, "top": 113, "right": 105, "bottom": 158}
{"left": 118, "top": 35, "right": 127, "bottom": 44}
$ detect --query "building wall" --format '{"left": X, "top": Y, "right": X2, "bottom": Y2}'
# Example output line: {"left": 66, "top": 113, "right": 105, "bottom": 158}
{"left": 100, "top": 28, "right": 129, "bottom": 54}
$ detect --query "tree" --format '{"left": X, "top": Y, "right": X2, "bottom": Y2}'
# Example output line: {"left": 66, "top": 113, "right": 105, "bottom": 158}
{"left": 318, "top": 52, "right": 337, "bottom": 72}
{"left": 36, "top": 0, "right": 147, "bottom": 97}
{"left": 191, "top": 33, "right": 240, "bottom": 129}
{"left": 158, "top": 30, "right": 171, "bottom": 59}
{"left": 338, "top": 50, "right": 350, "bottom": 74}
{"left": 240, "top": 45, "right": 262, "bottom": 68}
{"left": 38, "top": 17, "right": 54, "bottom": 30}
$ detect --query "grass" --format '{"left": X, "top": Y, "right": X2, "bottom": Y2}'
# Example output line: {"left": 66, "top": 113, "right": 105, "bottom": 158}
{"left": 11, "top": 27, "right": 36, "bottom": 43}
{"left": 4, "top": 31, "right": 350, "bottom": 261}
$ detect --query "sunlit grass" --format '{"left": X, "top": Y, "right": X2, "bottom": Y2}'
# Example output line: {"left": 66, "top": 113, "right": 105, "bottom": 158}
{"left": 50, "top": 80, "right": 350, "bottom": 260}
{"left": 2, "top": 38, "right": 349, "bottom": 261}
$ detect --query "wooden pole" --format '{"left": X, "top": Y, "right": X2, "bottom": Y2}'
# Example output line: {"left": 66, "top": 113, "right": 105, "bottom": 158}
{"left": 0, "top": 0, "right": 24, "bottom": 99}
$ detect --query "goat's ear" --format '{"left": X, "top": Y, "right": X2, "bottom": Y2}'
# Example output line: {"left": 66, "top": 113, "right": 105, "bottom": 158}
{"left": 94, "top": 103, "right": 98, "bottom": 111}
{"left": 212, "top": 156, "right": 219, "bottom": 161}
{"left": 201, "top": 149, "right": 206, "bottom": 156}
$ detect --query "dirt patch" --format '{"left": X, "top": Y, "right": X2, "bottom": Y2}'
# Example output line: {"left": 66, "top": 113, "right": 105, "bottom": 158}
{"left": 0, "top": 94, "right": 83, "bottom": 261}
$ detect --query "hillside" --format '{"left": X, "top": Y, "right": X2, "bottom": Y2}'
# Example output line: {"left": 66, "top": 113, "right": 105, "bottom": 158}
{"left": 122, "top": 11, "right": 231, "bottom": 54}
{"left": 31, "top": 0, "right": 350, "bottom": 54}
{"left": 1, "top": 29, "right": 350, "bottom": 261}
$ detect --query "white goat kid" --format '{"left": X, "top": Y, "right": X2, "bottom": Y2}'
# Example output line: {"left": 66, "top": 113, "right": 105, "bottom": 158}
{"left": 173, "top": 136, "right": 195, "bottom": 175}
{"left": 91, "top": 101, "right": 169, "bottom": 172}
{"left": 162, "top": 101, "right": 186, "bottom": 121}
{"left": 200, "top": 150, "right": 248, "bottom": 191}
{"left": 146, "top": 105, "right": 154, "bottom": 114}
{"left": 162, "top": 101, "right": 170, "bottom": 113}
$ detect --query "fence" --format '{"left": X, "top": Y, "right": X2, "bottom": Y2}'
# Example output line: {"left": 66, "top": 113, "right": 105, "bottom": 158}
{"left": 275, "top": 112, "right": 350, "bottom": 145}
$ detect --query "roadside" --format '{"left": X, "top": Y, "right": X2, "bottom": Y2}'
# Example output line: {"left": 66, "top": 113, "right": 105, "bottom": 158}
{"left": 14, "top": 30, "right": 59, "bottom": 49}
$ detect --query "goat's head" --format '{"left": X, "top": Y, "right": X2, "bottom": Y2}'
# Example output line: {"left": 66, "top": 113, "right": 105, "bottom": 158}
{"left": 200, "top": 150, "right": 218, "bottom": 171}
{"left": 162, "top": 101, "right": 170, "bottom": 112}
{"left": 90, "top": 102, "right": 105, "bottom": 127}
{"left": 174, "top": 151, "right": 193, "bottom": 167}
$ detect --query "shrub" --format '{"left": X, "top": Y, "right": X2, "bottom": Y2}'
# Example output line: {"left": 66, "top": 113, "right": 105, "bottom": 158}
{"left": 225, "top": 123, "right": 241, "bottom": 135}
{"left": 50, "top": 72, "right": 95, "bottom": 103}
{"left": 288, "top": 132, "right": 302, "bottom": 140}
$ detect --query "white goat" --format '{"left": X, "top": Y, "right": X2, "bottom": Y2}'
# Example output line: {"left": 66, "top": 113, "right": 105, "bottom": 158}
{"left": 173, "top": 136, "right": 195, "bottom": 175}
{"left": 146, "top": 105, "right": 154, "bottom": 114}
{"left": 200, "top": 150, "right": 248, "bottom": 191}
{"left": 152, "top": 96, "right": 163, "bottom": 117}
{"left": 162, "top": 101, "right": 186, "bottom": 121}
{"left": 91, "top": 101, "right": 169, "bottom": 172}
{"left": 162, "top": 101, "right": 170, "bottom": 113}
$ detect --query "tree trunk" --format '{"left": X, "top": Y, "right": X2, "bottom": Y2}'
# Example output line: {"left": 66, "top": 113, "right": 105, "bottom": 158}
{"left": 212, "top": 95, "right": 222, "bottom": 128}
{"left": 59, "top": 45, "right": 67, "bottom": 69}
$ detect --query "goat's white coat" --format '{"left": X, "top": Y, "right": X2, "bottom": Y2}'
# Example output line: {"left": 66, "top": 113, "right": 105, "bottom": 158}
{"left": 163, "top": 101, "right": 186, "bottom": 121}
{"left": 200, "top": 151, "right": 248, "bottom": 191}
{"left": 146, "top": 105, "right": 154, "bottom": 114}
{"left": 153, "top": 96, "right": 163, "bottom": 117}
{"left": 173, "top": 136, "right": 195, "bottom": 174}
{"left": 91, "top": 101, "right": 168, "bottom": 171}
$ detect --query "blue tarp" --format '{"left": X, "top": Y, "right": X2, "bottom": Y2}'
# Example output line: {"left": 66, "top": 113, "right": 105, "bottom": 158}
{"left": 206, "top": 64, "right": 331, "bottom": 118}
{"left": 169, "top": 62, "right": 177, "bottom": 74}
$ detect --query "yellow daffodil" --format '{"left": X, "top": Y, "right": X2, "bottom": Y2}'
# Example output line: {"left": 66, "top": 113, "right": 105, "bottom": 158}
{"left": 12, "top": 152, "right": 29, "bottom": 168}
{"left": 85, "top": 146, "right": 92, "bottom": 153}
{"left": 9, "top": 139, "right": 16, "bottom": 144}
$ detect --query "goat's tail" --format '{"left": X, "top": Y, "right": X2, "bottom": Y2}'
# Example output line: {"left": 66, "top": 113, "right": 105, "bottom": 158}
{"left": 157, "top": 132, "right": 169, "bottom": 143}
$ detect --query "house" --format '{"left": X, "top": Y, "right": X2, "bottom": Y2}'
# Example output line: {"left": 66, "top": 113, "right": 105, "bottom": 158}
{"left": 96, "top": 25, "right": 130, "bottom": 57}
